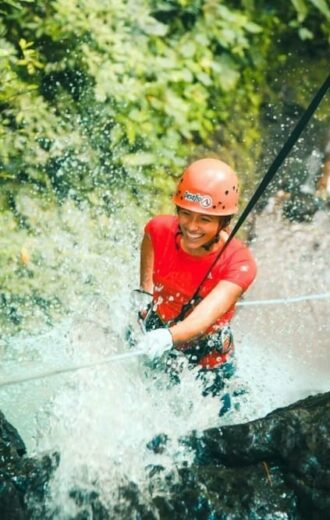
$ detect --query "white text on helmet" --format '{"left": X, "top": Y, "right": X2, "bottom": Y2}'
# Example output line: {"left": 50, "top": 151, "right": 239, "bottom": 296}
{"left": 183, "top": 191, "right": 213, "bottom": 208}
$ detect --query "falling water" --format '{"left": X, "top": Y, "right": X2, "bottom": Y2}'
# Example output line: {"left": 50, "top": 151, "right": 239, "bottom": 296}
{"left": 0, "top": 196, "right": 329, "bottom": 517}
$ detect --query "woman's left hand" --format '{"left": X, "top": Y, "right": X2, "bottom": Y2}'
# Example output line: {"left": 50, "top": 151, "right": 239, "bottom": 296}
{"left": 136, "top": 328, "right": 173, "bottom": 360}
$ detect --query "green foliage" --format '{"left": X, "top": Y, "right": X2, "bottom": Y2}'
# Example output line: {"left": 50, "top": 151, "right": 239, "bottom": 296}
{"left": 1, "top": 0, "right": 328, "bottom": 210}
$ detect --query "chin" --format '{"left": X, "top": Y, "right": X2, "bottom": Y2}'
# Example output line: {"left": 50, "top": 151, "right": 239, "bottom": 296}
{"left": 186, "top": 240, "right": 203, "bottom": 248}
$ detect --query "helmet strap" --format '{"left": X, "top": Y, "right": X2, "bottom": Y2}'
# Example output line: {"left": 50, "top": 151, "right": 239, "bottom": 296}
{"left": 202, "top": 223, "right": 223, "bottom": 251}
{"left": 202, "top": 215, "right": 232, "bottom": 250}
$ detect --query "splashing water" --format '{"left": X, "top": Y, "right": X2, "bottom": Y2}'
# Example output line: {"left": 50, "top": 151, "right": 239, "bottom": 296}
{"left": 0, "top": 207, "right": 329, "bottom": 517}
{"left": 23, "top": 306, "right": 227, "bottom": 516}
{"left": 1, "top": 294, "right": 327, "bottom": 518}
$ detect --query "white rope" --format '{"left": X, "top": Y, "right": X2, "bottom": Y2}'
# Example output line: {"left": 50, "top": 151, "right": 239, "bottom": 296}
{"left": 237, "top": 292, "right": 330, "bottom": 306}
{"left": 0, "top": 350, "right": 145, "bottom": 389}
{"left": 1, "top": 291, "right": 329, "bottom": 388}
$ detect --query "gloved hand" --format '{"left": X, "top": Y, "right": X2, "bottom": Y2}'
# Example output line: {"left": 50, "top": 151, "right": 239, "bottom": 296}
{"left": 136, "top": 328, "right": 173, "bottom": 360}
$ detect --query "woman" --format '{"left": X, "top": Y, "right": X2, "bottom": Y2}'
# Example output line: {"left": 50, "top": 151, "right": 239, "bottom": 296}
{"left": 135, "top": 158, "right": 257, "bottom": 410}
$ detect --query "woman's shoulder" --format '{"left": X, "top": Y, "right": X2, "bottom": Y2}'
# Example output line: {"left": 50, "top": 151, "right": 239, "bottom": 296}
{"left": 224, "top": 236, "right": 257, "bottom": 265}
{"left": 145, "top": 214, "right": 178, "bottom": 234}
{"left": 215, "top": 237, "right": 257, "bottom": 290}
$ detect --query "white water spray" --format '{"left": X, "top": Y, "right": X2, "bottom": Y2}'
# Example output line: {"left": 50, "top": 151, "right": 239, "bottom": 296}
{"left": 0, "top": 207, "right": 329, "bottom": 517}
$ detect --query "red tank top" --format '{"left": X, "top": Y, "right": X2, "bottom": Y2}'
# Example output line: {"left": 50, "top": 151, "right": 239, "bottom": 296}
{"left": 145, "top": 215, "right": 257, "bottom": 332}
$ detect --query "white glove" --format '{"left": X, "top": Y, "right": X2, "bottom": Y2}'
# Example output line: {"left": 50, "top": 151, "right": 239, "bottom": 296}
{"left": 136, "top": 328, "right": 173, "bottom": 360}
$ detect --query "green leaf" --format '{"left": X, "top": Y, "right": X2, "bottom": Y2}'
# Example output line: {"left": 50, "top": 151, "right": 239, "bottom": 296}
{"left": 180, "top": 41, "right": 197, "bottom": 58}
{"left": 196, "top": 71, "right": 212, "bottom": 86}
{"left": 291, "top": 0, "right": 308, "bottom": 22}
{"left": 309, "top": 0, "right": 330, "bottom": 19}
{"left": 244, "top": 22, "right": 263, "bottom": 34}
{"left": 298, "top": 26, "right": 314, "bottom": 39}
{"left": 139, "top": 17, "right": 168, "bottom": 36}
{"left": 121, "top": 152, "right": 156, "bottom": 166}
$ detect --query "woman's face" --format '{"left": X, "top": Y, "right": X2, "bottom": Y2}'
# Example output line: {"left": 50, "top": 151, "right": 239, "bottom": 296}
{"left": 177, "top": 208, "right": 221, "bottom": 255}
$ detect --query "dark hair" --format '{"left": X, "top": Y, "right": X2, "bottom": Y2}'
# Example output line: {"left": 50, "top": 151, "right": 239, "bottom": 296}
{"left": 220, "top": 215, "right": 232, "bottom": 228}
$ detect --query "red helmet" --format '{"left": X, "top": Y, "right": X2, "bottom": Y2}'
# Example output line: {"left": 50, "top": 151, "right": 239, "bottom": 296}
{"left": 173, "top": 158, "right": 239, "bottom": 215}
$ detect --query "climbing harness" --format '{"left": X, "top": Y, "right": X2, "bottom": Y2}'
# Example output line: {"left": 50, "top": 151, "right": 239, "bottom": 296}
{"left": 173, "top": 74, "right": 330, "bottom": 324}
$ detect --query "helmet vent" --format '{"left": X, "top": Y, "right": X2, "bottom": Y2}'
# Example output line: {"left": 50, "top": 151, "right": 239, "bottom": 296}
{"left": 225, "top": 190, "right": 229, "bottom": 195}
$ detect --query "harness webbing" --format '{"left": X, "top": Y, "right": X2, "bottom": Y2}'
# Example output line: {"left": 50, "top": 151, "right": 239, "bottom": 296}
{"left": 172, "top": 73, "right": 330, "bottom": 324}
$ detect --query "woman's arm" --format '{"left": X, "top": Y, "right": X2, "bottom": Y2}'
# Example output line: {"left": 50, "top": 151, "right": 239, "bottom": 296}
{"left": 169, "top": 280, "right": 243, "bottom": 345}
{"left": 140, "top": 233, "right": 154, "bottom": 293}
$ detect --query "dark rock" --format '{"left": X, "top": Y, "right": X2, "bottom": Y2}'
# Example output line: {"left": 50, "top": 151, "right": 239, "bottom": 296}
{"left": 1, "top": 392, "right": 330, "bottom": 519}
{"left": 0, "top": 410, "right": 26, "bottom": 457}
{"left": 146, "top": 433, "right": 168, "bottom": 454}
{"left": 152, "top": 463, "right": 298, "bottom": 519}
{"left": 0, "top": 409, "right": 58, "bottom": 520}
{"left": 282, "top": 193, "right": 322, "bottom": 222}
{"left": 180, "top": 391, "right": 330, "bottom": 519}
{"left": 0, "top": 479, "right": 26, "bottom": 520}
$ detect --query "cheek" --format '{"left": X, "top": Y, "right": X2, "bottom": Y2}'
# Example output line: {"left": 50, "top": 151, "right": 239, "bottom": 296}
{"left": 178, "top": 215, "right": 190, "bottom": 227}
{"left": 177, "top": 216, "right": 185, "bottom": 227}
{"left": 204, "top": 222, "right": 219, "bottom": 234}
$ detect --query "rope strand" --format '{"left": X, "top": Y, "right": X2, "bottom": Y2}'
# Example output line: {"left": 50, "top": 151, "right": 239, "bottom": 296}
{"left": 0, "top": 291, "right": 329, "bottom": 388}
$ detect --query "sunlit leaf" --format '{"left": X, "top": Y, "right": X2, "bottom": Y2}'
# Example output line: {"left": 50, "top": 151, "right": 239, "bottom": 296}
{"left": 298, "top": 26, "right": 314, "bottom": 39}
{"left": 121, "top": 152, "right": 156, "bottom": 166}
{"left": 139, "top": 17, "right": 168, "bottom": 36}
{"left": 245, "top": 22, "right": 263, "bottom": 33}
{"left": 180, "top": 41, "right": 197, "bottom": 58}
{"left": 291, "top": 0, "right": 308, "bottom": 22}
{"left": 309, "top": 0, "right": 330, "bottom": 19}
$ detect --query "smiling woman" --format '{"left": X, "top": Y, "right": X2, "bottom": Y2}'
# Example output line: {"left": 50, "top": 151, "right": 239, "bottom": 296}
{"left": 133, "top": 158, "right": 257, "bottom": 415}
{"left": 177, "top": 209, "right": 228, "bottom": 256}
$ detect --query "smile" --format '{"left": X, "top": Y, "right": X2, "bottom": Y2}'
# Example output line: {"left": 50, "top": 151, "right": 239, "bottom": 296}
{"left": 184, "top": 231, "right": 204, "bottom": 240}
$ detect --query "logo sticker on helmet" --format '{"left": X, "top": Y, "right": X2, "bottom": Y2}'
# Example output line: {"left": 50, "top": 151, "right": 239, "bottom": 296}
{"left": 183, "top": 191, "right": 213, "bottom": 208}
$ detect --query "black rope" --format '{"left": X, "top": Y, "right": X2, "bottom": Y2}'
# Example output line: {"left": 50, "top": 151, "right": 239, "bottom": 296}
{"left": 172, "top": 73, "right": 330, "bottom": 324}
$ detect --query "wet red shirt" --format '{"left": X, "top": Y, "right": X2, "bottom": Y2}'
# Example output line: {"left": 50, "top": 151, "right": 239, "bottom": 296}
{"left": 145, "top": 215, "right": 257, "bottom": 333}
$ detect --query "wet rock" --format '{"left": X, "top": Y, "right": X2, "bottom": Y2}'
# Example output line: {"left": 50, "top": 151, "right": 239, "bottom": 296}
{"left": 1, "top": 393, "right": 330, "bottom": 518}
{"left": 68, "top": 487, "right": 111, "bottom": 520}
{"left": 0, "top": 410, "right": 58, "bottom": 520}
{"left": 180, "top": 391, "right": 330, "bottom": 519}
{"left": 0, "top": 410, "right": 26, "bottom": 457}
{"left": 152, "top": 463, "right": 298, "bottom": 519}
{"left": 282, "top": 192, "right": 322, "bottom": 222}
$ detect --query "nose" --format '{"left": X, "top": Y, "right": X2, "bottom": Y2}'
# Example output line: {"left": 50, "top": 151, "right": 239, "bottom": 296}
{"left": 185, "top": 215, "right": 200, "bottom": 231}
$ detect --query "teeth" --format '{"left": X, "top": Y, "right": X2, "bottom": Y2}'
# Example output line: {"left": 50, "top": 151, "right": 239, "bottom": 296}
{"left": 186, "top": 233, "right": 202, "bottom": 239}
